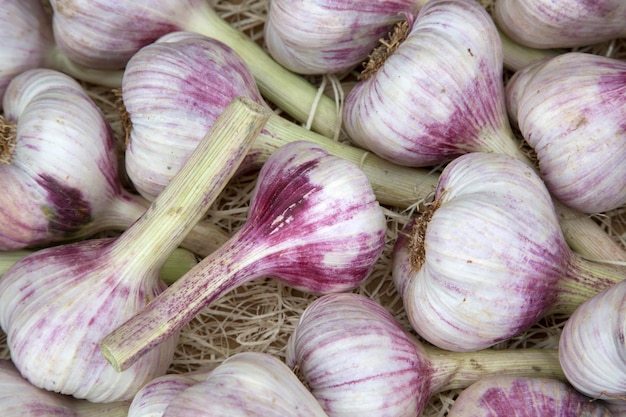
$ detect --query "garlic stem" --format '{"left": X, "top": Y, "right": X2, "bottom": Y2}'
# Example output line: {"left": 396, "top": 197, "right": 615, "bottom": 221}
{"left": 44, "top": 45, "right": 123, "bottom": 88}
{"left": 109, "top": 96, "right": 269, "bottom": 268}
{"left": 258, "top": 114, "right": 439, "bottom": 208}
{"left": 0, "top": 247, "right": 197, "bottom": 283}
{"left": 424, "top": 344, "right": 565, "bottom": 391}
{"left": 183, "top": 5, "right": 339, "bottom": 139}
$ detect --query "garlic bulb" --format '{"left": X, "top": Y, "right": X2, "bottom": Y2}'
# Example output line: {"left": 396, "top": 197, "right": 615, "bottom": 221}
{"left": 447, "top": 375, "right": 614, "bottom": 416}
{"left": 559, "top": 278, "right": 626, "bottom": 407}
{"left": 0, "top": 97, "right": 269, "bottom": 402}
{"left": 101, "top": 141, "right": 387, "bottom": 372}
{"left": 495, "top": 0, "right": 626, "bottom": 49}
{"left": 122, "top": 31, "right": 437, "bottom": 207}
{"left": 264, "top": 0, "right": 418, "bottom": 74}
{"left": 128, "top": 370, "right": 211, "bottom": 417}
{"left": 392, "top": 152, "right": 626, "bottom": 352}
{"left": 0, "top": 359, "right": 131, "bottom": 416}
{"left": 48, "top": 0, "right": 339, "bottom": 138}
{"left": 287, "top": 292, "right": 565, "bottom": 417}
{"left": 0, "top": 67, "right": 229, "bottom": 256}
{"left": 0, "top": 0, "right": 121, "bottom": 105}
{"left": 343, "top": 0, "right": 527, "bottom": 168}
{"left": 162, "top": 352, "right": 329, "bottom": 416}
{"left": 506, "top": 52, "right": 626, "bottom": 214}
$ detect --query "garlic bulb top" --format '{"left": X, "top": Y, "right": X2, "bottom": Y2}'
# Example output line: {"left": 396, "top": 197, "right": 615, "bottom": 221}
{"left": 506, "top": 52, "right": 626, "bottom": 214}
{"left": 343, "top": 0, "right": 525, "bottom": 168}
{"left": 161, "top": 352, "right": 329, "bottom": 416}
{"left": 0, "top": 0, "right": 52, "bottom": 106}
{"left": 0, "top": 359, "right": 131, "bottom": 417}
{"left": 123, "top": 31, "right": 263, "bottom": 201}
{"left": 392, "top": 151, "right": 625, "bottom": 352}
{"left": 447, "top": 375, "right": 614, "bottom": 417}
{"left": 264, "top": 0, "right": 417, "bottom": 75}
{"left": 559, "top": 278, "right": 626, "bottom": 405}
{"left": 495, "top": 0, "right": 626, "bottom": 49}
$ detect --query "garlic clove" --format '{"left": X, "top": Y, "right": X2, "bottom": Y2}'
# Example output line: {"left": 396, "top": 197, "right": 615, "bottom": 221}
{"left": 264, "top": 0, "right": 417, "bottom": 75}
{"left": 343, "top": 0, "right": 525, "bottom": 168}
{"left": 0, "top": 358, "right": 131, "bottom": 416}
{"left": 128, "top": 370, "right": 211, "bottom": 417}
{"left": 447, "top": 375, "right": 614, "bottom": 416}
{"left": 494, "top": 0, "right": 626, "bottom": 49}
{"left": 559, "top": 278, "right": 626, "bottom": 406}
{"left": 506, "top": 52, "right": 626, "bottom": 214}
{"left": 162, "top": 352, "right": 329, "bottom": 417}
{"left": 392, "top": 152, "right": 626, "bottom": 351}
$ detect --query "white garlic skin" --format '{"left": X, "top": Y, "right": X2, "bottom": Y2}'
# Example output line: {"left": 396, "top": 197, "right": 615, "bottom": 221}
{"left": 393, "top": 152, "right": 571, "bottom": 351}
{"left": 495, "top": 0, "right": 626, "bottom": 49}
{"left": 447, "top": 375, "right": 614, "bottom": 417}
{"left": 286, "top": 292, "right": 432, "bottom": 417}
{"left": 0, "top": 69, "right": 121, "bottom": 250}
{"left": 49, "top": 0, "right": 212, "bottom": 69}
{"left": 162, "top": 352, "right": 329, "bottom": 417}
{"left": 559, "top": 279, "right": 626, "bottom": 406}
{"left": 0, "top": 0, "right": 53, "bottom": 106}
{"left": 128, "top": 373, "right": 199, "bottom": 417}
{"left": 264, "top": 0, "right": 415, "bottom": 74}
{"left": 0, "top": 239, "right": 178, "bottom": 403}
{"left": 506, "top": 52, "right": 626, "bottom": 214}
{"left": 343, "top": 0, "right": 515, "bottom": 167}
{"left": 123, "top": 31, "right": 264, "bottom": 201}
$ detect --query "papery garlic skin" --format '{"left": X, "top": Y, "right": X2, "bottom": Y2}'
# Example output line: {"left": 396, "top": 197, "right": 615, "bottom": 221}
{"left": 495, "top": 0, "right": 626, "bottom": 49}
{"left": 506, "top": 52, "right": 626, "bottom": 214}
{"left": 0, "top": 239, "right": 178, "bottom": 403}
{"left": 0, "top": 0, "right": 52, "bottom": 105}
{"left": 393, "top": 152, "right": 571, "bottom": 351}
{"left": 286, "top": 293, "right": 432, "bottom": 417}
{"left": 264, "top": 0, "right": 415, "bottom": 74}
{"left": 0, "top": 69, "right": 120, "bottom": 250}
{"left": 162, "top": 352, "right": 329, "bottom": 417}
{"left": 447, "top": 375, "right": 614, "bottom": 417}
{"left": 343, "top": 0, "right": 519, "bottom": 167}
{"left": 559, "top": 279, "right": 626, "bottom": 405}
{"left": 123, "top": 32, "right": 263, "bottom": 201}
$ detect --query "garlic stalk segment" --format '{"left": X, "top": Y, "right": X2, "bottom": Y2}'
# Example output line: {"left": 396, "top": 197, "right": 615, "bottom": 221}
{"left": 446, "top": 375, "right": 614, "bottom": 417}
{"left": 287, "top": 292, "right": 565, "bottom": 417}
{"left": 393, "top": 152, "right": 626, "bottom": 352}
{"left": 494, "top": 0, "right": 626, "bottom": 49}
{"left": 49, "top": 0, "right": 340, "bottom": 138}
{"left": 101, "top": 140, "right": 387, "bottom": 372}
{"left": 123, "top": 31, "right": 438, "bottom": 208}
{"left": 0, "top": 0, "right": 122, "bottom": 105}
{"left": 0, "top": 97, "right": 270, "bottom": 402}
{"left": 559, "top": 277, "right": 626, "bottom": 406}
{"left": 506, "top": 52, "right": 626, "bottom": 214}
{"left": 0, "top": 68, "right": 229, "bottom": 256}
{"left": 162, "top": 352, "right": 330, "bottom": 417}
{"left": 0, "top": 359, "right": 131, "bottom": 417}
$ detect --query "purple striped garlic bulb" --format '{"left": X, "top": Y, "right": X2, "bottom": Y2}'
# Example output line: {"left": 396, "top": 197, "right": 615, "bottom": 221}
{"left": 447, "top": 376, "right": 614, "bottom": 417}
{"left": 392, "top": 152, "right": 625, "bottom": 352}
{"left": 559, "top": 278, "right": 626, "bottom": 408}
{"left": 264, "top": 0, "right": 418, "bottom": 75}
{"left": 495, "top": 0, "right": 626, "bottom": 49}
{"left": 343, "top": 0, "right": 527, "bottom": 168}
{"left": 506, "top": 52, "right": 626, "bottom": 214}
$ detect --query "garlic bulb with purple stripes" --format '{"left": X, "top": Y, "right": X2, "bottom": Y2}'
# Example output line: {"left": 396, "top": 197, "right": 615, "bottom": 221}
{"left": 506, "top": 52, "right": 626, "bottom": 213}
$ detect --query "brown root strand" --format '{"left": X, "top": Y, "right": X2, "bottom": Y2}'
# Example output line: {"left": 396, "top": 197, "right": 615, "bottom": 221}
{"left": 407, "top": 192, "right": 443, "bottom": 272}
{"left": 360, "top": 19, "right": 410, "bottom": 80}
{"left": 113, "top": 88, "right": 132, "bottom": 149}
{"left": 0, "top": 115, "right": 17, "bottom": 165}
